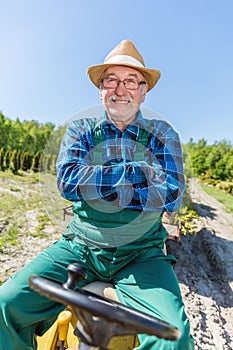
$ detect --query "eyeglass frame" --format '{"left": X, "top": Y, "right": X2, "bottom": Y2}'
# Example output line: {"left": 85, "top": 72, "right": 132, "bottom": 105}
{"left": 99, "top": 77, "right": 147, "bottom": 90}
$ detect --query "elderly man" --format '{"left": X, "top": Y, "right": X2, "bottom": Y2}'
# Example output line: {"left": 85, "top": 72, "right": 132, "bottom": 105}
{"left": 0, "top": 40, "right": 194, "bottom": 349}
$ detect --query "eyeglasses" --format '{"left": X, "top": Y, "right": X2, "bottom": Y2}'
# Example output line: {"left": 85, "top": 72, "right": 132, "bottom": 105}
{"left": 100, "top": 77, "right": 147, "bottom": 90}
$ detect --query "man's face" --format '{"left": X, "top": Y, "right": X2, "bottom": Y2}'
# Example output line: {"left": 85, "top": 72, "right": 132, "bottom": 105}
{"left": 99, "top": 66, "right": 148, "bottom": 128}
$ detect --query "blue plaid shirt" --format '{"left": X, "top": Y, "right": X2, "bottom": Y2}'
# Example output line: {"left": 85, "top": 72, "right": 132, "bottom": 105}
{"left": 56, "top": 110, "right": 185, "bottom": 212}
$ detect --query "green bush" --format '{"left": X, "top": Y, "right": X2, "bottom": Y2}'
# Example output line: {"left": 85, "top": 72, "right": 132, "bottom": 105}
{"left": 10, "top": 150, "right": 20, "bottom": 174}
{"left": 32, "top": 152, "right": 42, "bottom": 173}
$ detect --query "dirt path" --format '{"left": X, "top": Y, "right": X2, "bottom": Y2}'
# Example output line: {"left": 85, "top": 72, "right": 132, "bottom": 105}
{"left": 1, "top": 177, "right": 233, "bottom": 349}
{"left": 168, "top": 178, "right": 233, "bottom": 349}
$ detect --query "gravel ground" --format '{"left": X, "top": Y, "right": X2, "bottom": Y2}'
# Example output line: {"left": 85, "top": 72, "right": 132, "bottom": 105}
{"left": 169, "top": 178, "right": 233, "bottom": 349}
{"left": 0, "top": 178, "right": 233, "bottom": 349}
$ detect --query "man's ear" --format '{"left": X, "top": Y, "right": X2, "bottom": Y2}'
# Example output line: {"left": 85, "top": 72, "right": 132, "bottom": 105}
{"left": 141, "top": 84, "right": 148, "bottom": 102}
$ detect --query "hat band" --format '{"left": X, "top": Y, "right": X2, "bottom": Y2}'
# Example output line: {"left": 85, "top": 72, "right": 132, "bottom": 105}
{"left": 104, "top": 55, "right": 144, "bottom": 68}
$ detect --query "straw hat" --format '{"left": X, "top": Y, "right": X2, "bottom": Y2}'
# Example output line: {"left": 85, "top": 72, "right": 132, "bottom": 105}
{"left": 87, "top": 40, "right": 161, "bottom": 91}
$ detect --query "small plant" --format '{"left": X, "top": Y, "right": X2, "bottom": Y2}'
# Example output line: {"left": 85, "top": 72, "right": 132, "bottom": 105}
{"left": 175, "top": 206, "right": 199, "bottom": 235}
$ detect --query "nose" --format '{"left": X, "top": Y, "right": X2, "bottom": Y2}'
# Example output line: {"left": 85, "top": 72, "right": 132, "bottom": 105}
{"left": 115, "top": 81, "right": 127, "bottom": 95}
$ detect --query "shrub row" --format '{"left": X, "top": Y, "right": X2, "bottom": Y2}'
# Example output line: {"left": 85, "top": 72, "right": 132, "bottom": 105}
{"left": 0, "top": 148, "right": 57, "bottom": 174}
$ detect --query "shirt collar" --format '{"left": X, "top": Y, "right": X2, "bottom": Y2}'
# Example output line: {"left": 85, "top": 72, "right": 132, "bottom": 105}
{"left": 95, "top": 109, "right": 148, "bottom": 130}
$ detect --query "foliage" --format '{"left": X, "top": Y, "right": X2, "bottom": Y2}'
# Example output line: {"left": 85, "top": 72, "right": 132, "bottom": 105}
{"left": 9, "top": 150, "right": 20, "bottom": 174}
{"left": 0, "top": 112, "right": 55, "bottom": 154}
{"left": 4, "top": 150, "right": 11, "bottom": 169}
{"left": 175, "top": 206, "right": 199, "bottom": 235}
{"left": 174, "top": 180, "right": 199, "bottom": 235}
{"left": 32, "top": 151, "right": 42, "bottom": 173}
{"left": 21, "top": 152, "right": 33, "bottom": 171}
{"left": 0, "top": 112, "right": 65, "bottom": 174}
{"left": 184, "top": 138, "right": 233, "bottom": 184}
{"left": 0, "top": 148, "right": 5, "bottom": 171}
{"left": 184, "top": 138, "right": 209, "bottom": 177}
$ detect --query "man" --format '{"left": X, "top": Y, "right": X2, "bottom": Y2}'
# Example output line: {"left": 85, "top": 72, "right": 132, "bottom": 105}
{"left": 0, "top": 40, "right": 194, "bottom": 349}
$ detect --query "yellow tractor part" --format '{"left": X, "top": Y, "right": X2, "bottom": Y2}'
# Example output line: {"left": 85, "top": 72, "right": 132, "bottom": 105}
{"left": 37, "top": 307, "right": 139, "bottom": 349}
{"left": 37, "top": 282, "right": 139, "bottom": 350}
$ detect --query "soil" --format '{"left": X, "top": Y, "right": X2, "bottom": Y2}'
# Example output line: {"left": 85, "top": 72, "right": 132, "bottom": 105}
{"left": 168, "top": 178, "right": 233, "bottom": 349}
{"left": 0, "top": 177, "right": 233, "bottom": 349}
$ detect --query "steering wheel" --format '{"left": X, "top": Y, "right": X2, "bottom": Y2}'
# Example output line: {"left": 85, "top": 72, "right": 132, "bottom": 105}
{"left": 28, "top": 263, "right": 180, "bottom": 348}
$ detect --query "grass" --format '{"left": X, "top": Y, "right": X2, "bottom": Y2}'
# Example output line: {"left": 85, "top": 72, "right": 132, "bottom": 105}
{"left": 0, "top": 226, "right": 19, "bottom": 248}
{"left": 200, "top": 182, "right": 233, "bottom": 214}
{"left": 0, "top": 169, "right": 39, "bottom": 183}
{"left": 0, "top": 170, "right": 67, "bottom": 250}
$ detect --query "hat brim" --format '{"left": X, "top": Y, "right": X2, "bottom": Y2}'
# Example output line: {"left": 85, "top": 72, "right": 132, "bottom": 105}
{"left": 87, "top": 63, "right": 161, "bottom": 92}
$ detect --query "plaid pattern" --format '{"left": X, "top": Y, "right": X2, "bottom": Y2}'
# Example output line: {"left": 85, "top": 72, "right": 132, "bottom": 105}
{"left": 56, "top": 110, "right": 185, "bottom": 212}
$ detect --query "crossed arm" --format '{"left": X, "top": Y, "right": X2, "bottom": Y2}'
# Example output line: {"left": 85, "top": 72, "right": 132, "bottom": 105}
{"left": 56, "top": 119, "right": 185, "bottom": 212}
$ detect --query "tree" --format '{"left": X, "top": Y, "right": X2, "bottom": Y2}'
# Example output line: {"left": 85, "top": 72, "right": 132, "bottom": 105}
{"left": 0, "top": 112, "right": 55, "bottom": 154}
{"left": 32, "top": 151, "right": 42, "bottom": 173}
{"left": 206, "top": 140, "right": 232, "bottom": 180}
{"left": 4, "top": 150, "right": 11, "bottom": 170}
{"left": 223, "top": 150, "right": 233, "bottom": 180}
{"left": 0, "top": 148, "right": 5, "bottom": 171}
{"left": 21, "top": 152, "right": 33, "bottom": 171}
{"left": 10, "top": 150, "right": 20, "bottom": 174}
{"left": 187, "top": 138, "right": 209, "bottom": 176}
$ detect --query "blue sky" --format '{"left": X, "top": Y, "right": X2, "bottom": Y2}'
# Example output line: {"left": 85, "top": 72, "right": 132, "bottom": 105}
{"left": 1, "top": 0, "right": 233, "bottom": 144}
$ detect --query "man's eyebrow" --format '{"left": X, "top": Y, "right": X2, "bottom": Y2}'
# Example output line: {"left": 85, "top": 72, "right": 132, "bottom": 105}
{"left": 104, "top": 73, "right": 139, "bottom": 78}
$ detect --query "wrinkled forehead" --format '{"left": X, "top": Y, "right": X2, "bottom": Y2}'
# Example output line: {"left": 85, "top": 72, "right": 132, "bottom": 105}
{"left": 102, "top": 65, "right": 145, "bottom": 80}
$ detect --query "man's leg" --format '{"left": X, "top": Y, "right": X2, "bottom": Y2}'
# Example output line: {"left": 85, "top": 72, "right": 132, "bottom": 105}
{"left": 114, "top": 249, "right": 194, "bottom": 350}
{"left": 0, "top": 239, "right": 90, "bottom": 350}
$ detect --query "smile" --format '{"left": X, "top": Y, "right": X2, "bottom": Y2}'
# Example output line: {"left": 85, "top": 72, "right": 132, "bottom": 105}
{"left": 111, "top": 97, "right": 131, "bottom": 104}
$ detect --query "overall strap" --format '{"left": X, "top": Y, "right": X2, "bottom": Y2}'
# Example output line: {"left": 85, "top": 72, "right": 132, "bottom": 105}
{"left": 134, "top": 120, "right": 154, "bottom": 161}
{"left": 93, "top": 125, "right": 104, "bottom": 145}
{"left": 134, "top": 127, "right": 150, "bottom": 161}
{"left": 92, "top": 121, "right": 153, "bottom": 164}
{"left": 92, "top": 125, "right": 105, "bottom": 164}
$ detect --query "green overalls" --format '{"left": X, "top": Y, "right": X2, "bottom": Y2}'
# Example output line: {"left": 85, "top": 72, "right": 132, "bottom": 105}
{"left": 0, "top": 124, "right": 194, "bottom": 350}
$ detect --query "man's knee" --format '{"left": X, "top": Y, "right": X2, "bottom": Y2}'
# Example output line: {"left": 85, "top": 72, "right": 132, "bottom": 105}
{"left": 176, "top": 329, "right": 194, "bottom": 350}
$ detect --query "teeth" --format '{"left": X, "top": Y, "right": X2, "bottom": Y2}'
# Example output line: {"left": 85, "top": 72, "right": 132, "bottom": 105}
{"left": 112, "top": 98, "right": 128, "bottom": 103}
{"left": 109, "top": 95, "right": 132, "bottom": 104}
